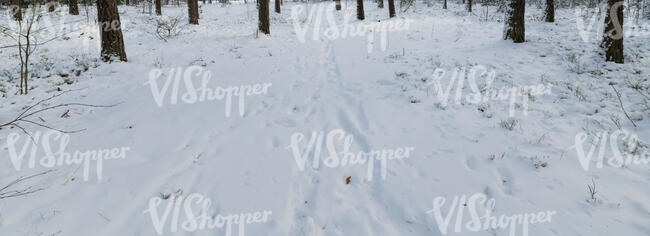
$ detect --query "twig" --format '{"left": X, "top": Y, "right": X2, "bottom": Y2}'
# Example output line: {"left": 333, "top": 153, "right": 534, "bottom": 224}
{"left": 0, "top": 170, "right": 54, "bottom": 199}
{"left": 0, "top": 90, "right": 119, "bottom": 137}
{"left": 610, "top": 85, "right": 637, "bottom": 128}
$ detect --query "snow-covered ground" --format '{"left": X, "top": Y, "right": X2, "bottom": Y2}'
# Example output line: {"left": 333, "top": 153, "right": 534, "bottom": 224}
{"left": 0, "top": 1, "right": 649, "bottom": 235}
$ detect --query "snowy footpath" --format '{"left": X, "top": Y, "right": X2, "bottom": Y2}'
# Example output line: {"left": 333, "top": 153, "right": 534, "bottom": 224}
{"left": 0, "top": 2, "right": 649, "bottom": 236}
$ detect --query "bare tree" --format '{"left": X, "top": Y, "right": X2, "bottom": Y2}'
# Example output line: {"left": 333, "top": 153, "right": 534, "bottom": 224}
{"left": 70, "top": 0, "right": 80, "bottom": 15}
{"left": 97, "top": 0, "right": 128, "bottom": 61}
{"left": 544, "top": 0, "right": 554, "bottom": 22}
{"left": 0, "top": 4, "right": 41, "bottom": 94}
{"left": 357, "top": 0, "right": 365, "bottom": 20}
{"left": 258, "top": 0, "right": 270, "bottom": 34}
{"left": 645, "top": 0, "right": 650, "bottom": 19}
{"left": 336, "top": 0, "right": 342, "bottom": 10}
{"left": 468, "top": 0, "right": 472, "bottom": 12}
{"left": 275, "top": 0, "right": 280, "bottom": 13}
{"left": 503, "top": 0, "right": 525, "bottom": 43}
{"left": 601, "top": 0, "right": 624, "bottom": 63}
{"left": 378, "top": 0, "right": 384, "bottom": 8}
{"left": 443, "top": 0, "right": 447, "bottom": 9}
{"left": 389, "top": 0, "right": 396, "bottom": 17}
{"left": 188, "top": 0, "right": 199, "bottom": 24}
{"left": 156, "top": 0, "right": 162, "bottom": 15}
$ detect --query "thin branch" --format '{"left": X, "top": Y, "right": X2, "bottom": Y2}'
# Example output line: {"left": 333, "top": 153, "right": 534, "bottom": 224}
{"left": 610, "top": 85, "right": 637, "bottom": 128}
{"left": 0, "top": 170, "right": 54, "bottom": 200}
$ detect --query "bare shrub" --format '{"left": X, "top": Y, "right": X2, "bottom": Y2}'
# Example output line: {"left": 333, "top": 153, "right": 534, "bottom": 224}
{"left": 154, "top": 15, "right": 183, "bottom": 41}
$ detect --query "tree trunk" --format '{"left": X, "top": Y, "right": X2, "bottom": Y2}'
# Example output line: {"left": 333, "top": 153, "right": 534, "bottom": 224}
{"left": 468, "top": 0, "right": 472, "bottom": 12}
{"left": 258, "top": 0, "right": 270, "bottom": 34}
{"left": 601, "top": 0, "right": 624, "bottom": 63}
{"left": 443, "top": 0, "right": 447, "bottom": 9}
{"left": 388, "top": 0, "right": 395, "bottom": 17}
{"left": 48, "top": 0, "right": 56, "bottom": 12}
{"left": 378, "top": 0, "right": 384, "bottom": 8}
{"left": 644, "top": 0, "right": 650, "bottom": 19}
{"left": 155, "top": 0, "right": 162, "bottom": 15}
{"left": 503, "top": 0, "right": 525, "bottom": 43}
{"left": 69, "top": 0, "right": 80, "bottom": 15}
{"left": 97, "top": 0, "right": 128, "bottom": 62}
{"left": 544, "top": 0, "right": 554, "bottom": 22}
{"left": 336, "top": 0, "right": 341, "bottom": 10}
{"left": 357, "top": 0, "right": 365, "bottom": 20}
{"left": 10, "top": 0, "right": 21, "bottom": 21}
{"left": 275, "top": 0, "right": 280, "bottom": 13}
{"left": 188, "top": 0, "right": 199, "bottom": 24}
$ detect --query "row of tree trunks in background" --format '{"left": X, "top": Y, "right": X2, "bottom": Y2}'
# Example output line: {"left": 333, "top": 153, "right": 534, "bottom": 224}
{"left": 97, "top": 0, "right": 127, "bottom": 61}
{"left": 503, "top": 0, "right": 525, "bottom": 43}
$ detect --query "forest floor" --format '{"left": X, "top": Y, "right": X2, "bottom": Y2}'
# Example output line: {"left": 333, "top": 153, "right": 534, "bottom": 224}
{"left": 0, "top": 1, "right": 649, "bottom": 236}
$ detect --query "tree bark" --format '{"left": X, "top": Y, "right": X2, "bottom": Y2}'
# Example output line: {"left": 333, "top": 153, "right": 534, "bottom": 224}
{"left": 188, "top": 0, "right": 199, "bottom": 24}
{"left": 275, "top": 0, "right": 280, "bottom": 13}
{"left": 69, "top": 0, "right": 80, "bottom": 15}
{"left": 10, "top": 0, "right": 21, "bottom": 21}
{"left": 378, "top": 0, "right": 384, "bottom": 8}
{"left": 388, "top": 0, "right": 395, "bottom": 17}
{"left": 48, "top": 0, "right": 56, "bottom": 12}
{"left": 336, "top": 0, "right": 341, "bottom": 10}
{"left": 544, "top": 0, "right": 554, "bottom": 22}
{"left": 258, "top": 0, "right": 270, "bottom": 34}
{"left": 97, "top": 0, "right": 127, "bottom": 62}
{"left": 601, "top": 0, "right": 624, "bottom": 63}
{"left": 155, "top": 0, "right": 162, "bottom": 15}
{"left": 503, "top": 0, "right": 525, "bottom": 43}
{"left": 357, "top": 0, "right": 365, "bottom": 20}
{"left": 644, "top": 0, "right": 650, "bottom": 19}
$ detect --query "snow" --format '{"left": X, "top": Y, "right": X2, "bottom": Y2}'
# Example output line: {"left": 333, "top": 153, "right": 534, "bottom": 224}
{"left": 0, "top": 1, "right": 649, "bottom": 236}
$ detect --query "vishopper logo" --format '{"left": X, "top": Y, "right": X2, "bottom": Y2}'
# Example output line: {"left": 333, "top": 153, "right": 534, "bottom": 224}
{"left": 287, "top": 129, "right": 414, "bottom": 181}
{"left": 426, "top": 193, "right": 556, "bottom": 236}
{"left": 429, "top": 65, "right": 552, "bottom": 117}
{"left": 2, "top": 130, "right": 130, "bottom": 182}
{"left": 144, "top": 192, "right": 272, "bottom": 235}
{"left": 290, "top": 3, "right": 412, "bottom": 53}
{"left": 571, "top": 129, "right": 650, "bottom": 170}
{"left": 575, "top": 4, "right": 650, "bottom": 43}
{"left": 146, "top": 66, "right": 272, "bottom": 117}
